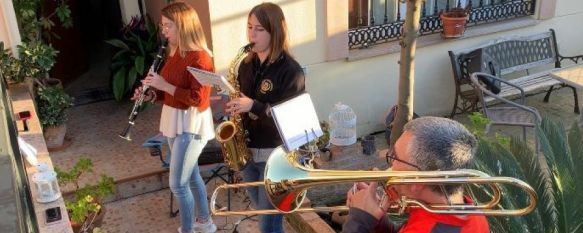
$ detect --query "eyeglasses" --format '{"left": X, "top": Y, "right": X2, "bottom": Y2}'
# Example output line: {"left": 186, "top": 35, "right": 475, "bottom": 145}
{"left": 159, "top": 23, "right": 173, "bottom": 31}
{"left": 385, "top": 148, "right": 422, "bottom": 170}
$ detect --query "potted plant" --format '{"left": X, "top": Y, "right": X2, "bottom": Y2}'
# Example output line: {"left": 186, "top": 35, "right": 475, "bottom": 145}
{"left": 18, "top": 41, "right": 60, "bottom": 88}
{"left": 55, "top": 158, "right": 115, "bottom": 233}
{"left": 440, "top": 4, "right": 471, "bottom": 38}
{"left": 0, "top": 42, "right": 24, "bottom": 85}
{"left": 105, "top": 15, "right": 161, "bottom": 101}
{"left": 11, "top": 0, "right": 72, "bottom": 91}
{"left": 36, "top": 85, "right": 74, "bottom": 149}
{"left": 0, "top": 40, "right": 60, "bottom": 94}
{"left": 316, "top": 121, "right": 331, "bottom": 150}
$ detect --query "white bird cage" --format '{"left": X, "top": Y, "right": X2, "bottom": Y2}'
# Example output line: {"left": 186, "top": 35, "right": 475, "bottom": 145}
{"left": 329, "top": 102, "right": 356, "bottom": 146}
{"left": 32, "top": 163, "right": 61, "bottom": 203}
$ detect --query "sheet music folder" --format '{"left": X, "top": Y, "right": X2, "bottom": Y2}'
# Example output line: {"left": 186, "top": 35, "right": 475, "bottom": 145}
{"left": 270, "top": 93, "right": 323, "bottom": 152}
{"left": 186, "top": 66, "right": 235, "bottom": 93}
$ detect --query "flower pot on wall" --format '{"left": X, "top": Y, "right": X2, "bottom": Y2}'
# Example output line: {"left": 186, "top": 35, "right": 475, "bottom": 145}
{"left": 44, "top": 124, "right": 67, "bottom": 149}
{"left": 440, "top": 8, "right": 469, "bottom": 38}
{"left": 70, "top": 206, "right": 106, "bottom": 233}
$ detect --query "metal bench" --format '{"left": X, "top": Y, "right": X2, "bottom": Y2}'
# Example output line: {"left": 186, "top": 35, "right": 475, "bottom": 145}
{"left": 448, "top": 29, "right": 583, "bottom": 118}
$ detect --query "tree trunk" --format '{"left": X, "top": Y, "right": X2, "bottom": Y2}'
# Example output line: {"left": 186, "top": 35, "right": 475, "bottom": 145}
{"left": 390, "top": 0, "right": 423, "bottom": 146}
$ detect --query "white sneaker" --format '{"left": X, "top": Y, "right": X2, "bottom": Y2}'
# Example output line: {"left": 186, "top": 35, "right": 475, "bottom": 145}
{"left": 193, "top": 219, "right": 217, "bottom": 233}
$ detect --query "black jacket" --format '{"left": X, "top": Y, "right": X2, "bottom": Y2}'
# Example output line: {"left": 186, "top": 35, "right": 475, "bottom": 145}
{"left": 237, "top": 52, "right": 305, "bottom": 148}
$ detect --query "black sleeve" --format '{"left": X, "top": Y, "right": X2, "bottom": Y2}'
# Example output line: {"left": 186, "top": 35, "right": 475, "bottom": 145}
{"left": 250, "top": 65, "right": 305, "bottom": 118}
{"left": 342, "top": 208, "right": 379, "bottom": 233}
{"left": 342, "top": 208, "right": 400, "bottom": 233}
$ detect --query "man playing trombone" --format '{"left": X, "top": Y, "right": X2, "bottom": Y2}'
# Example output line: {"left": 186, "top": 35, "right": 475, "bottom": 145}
{"left": 343, "top": 117, "right": 490, "bottom": 233}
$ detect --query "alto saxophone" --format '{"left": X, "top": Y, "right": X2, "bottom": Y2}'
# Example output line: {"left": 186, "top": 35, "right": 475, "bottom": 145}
{"left": 215, "top": 43, "right": 254, "bottom": 171}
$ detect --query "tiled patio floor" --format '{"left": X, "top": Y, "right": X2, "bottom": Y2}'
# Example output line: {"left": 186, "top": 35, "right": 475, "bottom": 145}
{"left": 99, "top": 178, "right": 297, "bottom": 233}
{"left": 49, "top": 99, "right": 299, "bottom": 232}
{"left": 49, "top": 86, "right": 582, "bottom": 233}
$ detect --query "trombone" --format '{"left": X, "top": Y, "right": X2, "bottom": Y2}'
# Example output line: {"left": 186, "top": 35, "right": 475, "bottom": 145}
{"left": 210, "top": 146, "right": 537, "bottom": 216}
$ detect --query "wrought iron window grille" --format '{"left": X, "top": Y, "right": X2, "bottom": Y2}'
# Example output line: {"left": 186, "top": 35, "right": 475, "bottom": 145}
{"left": 348, "top": 0, "right": 536, "bottom": 49}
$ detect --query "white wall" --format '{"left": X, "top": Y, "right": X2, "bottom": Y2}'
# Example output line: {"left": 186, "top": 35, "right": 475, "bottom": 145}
{"left": 119, "top": 0, "right": 143, "bottom": 25}
{"left": 0, "top": 0, "right": 21, "bottom": 55}
{"left": 208, "top": 0, "right": 583, "bottom": 136}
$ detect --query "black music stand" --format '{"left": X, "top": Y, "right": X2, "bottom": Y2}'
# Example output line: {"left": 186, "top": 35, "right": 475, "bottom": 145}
{"left": 168, "top": 142, "right": 235, "bottom": 218}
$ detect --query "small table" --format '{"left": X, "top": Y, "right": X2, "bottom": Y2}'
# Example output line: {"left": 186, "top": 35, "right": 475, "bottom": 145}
{"left": 550, "top": 64, "right": 583, "bottom": 126}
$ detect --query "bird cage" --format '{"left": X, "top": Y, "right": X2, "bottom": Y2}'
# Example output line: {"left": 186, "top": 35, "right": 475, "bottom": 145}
{"left": 329, "top": 102, "right": 356, "bottom": 146}
{"left": 32, "top": 163, "right": 61, "bottom": 203}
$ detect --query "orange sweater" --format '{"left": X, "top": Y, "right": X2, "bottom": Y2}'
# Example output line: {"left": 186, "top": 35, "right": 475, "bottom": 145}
{"left": 157, "top": 50, "right": 213, "bottom": 111}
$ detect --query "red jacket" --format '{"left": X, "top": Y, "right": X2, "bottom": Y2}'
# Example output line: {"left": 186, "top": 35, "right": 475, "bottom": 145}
{"left": 157, "top": 50, "right": 212, "bottom": 111}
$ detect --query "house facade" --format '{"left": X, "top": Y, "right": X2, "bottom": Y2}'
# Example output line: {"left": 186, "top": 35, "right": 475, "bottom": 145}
{"left": 2, "top": 0, "right": 582, "bottom": 136}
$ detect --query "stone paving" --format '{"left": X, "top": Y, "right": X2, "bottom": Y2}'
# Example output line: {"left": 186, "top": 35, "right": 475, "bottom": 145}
{"left": 99, "top": 178, "right": 297, "bottom": 233}
{"left": 49, "top": 100, "right": 300, "bottom": 233}
{"left": 49, "top": 86, "right": 583, "bottom": 233}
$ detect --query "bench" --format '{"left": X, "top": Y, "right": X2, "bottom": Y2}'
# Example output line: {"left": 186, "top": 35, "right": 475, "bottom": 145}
{"left": 448, "top": 29, "right": 583, "bottom": 118}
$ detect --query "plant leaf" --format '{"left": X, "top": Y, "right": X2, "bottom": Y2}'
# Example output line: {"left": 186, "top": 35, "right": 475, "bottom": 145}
{"left": 105, "top": 39, "right": 130, "bottom": 50}
{"left": 112, "top": 68, "right": 127, "bottom": 101}
{"left": 127, "top": 67, "right": 137, "bottom": 89}
{"left": 135, "top": 56, "right": 145, "bottom": 75}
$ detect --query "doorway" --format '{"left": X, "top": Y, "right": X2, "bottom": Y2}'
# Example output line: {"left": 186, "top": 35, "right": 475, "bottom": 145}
{"left": 46, "top": 0, "right": 123, "bottom": 105}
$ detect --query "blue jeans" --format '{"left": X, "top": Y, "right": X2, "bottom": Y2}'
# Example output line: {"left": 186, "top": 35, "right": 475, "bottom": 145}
{"left": 242, "top": 161, "right": 283, "bottom": 233}
{"left": 168, "top": 133, "right": 209, "bottom": 232}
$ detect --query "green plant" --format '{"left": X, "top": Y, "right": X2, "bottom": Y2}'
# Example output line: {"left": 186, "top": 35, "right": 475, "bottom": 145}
{"left": 316, "top": 121, "right": 330, "bottom": 149}
{"left": 12, "top": 0, "right": 72, "bottom": 42}
{"left": 0, "top": 40, "right": 58, "bottom": 84}
{"left": 105, "top": 15, "right": 160, "bottom": 101}
{"left": 36, "top": 85, "right": 73, "bottom": 129}
{"left": 466, "top": 112, "right": 510, "bottom": 146}
{"left": 55, "top": 158, "right": 115, "bottom": 227}
{"left": 0, "top": 42, "right": 23, "bottom": 83}
{"left": 473, "top": 118, "right": 583, "bottom": 233}
{"left": 18, "top": 41, "right": 58, "bottom": 81}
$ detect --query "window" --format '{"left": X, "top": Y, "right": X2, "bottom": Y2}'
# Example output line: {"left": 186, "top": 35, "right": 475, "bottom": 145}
{"left": 347, "top": 0, "right": 537, "bottom": 49}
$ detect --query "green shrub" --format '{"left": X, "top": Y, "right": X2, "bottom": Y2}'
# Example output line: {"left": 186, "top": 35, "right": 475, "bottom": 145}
{"left": 473, "top": 118, "right": 583, "bottom": 233}
{"left": 36, "top": 86, "right": 73, "bottom": 128}
{"left": 55, "top": 158, "right": 115, "bottom": 224}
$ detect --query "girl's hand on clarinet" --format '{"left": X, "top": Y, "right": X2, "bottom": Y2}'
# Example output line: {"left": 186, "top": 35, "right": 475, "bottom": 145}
{"left": 130, "top": 86, "right": 155, "bottom": 102}
{"left": 131, "top": 87, "right": 144, "bottom": 101}
{"left": 143, "top": 70, "right": 172, "bottom": 93}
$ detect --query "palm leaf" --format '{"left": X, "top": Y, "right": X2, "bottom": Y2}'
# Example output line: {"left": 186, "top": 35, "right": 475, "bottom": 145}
{"left": 508, "top": 136, "right": 548, "bottom": 233}
{"left": 535, "top": 125, "right": 563, "bottom": 233}
{"left": 473, "top": 140, "right": 534, "bottom": 232}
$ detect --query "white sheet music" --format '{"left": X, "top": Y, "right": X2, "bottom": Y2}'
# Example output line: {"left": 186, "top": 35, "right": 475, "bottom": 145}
{"left": 186, "top": 66, "right": 235, "bottom": 93}
{"left": 271, "top": 93, "right": 323, "bottom": 152}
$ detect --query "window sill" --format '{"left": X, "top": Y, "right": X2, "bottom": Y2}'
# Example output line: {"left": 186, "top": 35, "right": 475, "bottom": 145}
{"left": 347, "top": 17, "right": 539, "bottom": 61}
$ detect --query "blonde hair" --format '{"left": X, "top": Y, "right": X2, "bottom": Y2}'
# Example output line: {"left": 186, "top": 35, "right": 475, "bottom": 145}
{"left": 161, "top": 2, "right": 211, "bottom": 57}
{"left": 248, "top": 2, "right": 290, "bottom": 63}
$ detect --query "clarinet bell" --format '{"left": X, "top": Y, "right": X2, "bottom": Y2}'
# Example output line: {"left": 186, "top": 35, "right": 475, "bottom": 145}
{"left": 119, "top": 124, "right": 133, "bottom": 141}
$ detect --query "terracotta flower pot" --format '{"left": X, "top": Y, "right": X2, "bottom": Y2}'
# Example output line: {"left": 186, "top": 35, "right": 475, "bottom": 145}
{"left": 70, "top": 206, "right": 106, "bottom": 233}
{"left": 44, "top": 124, "right": 67, "bottom": 148}
{"left": 440, "top": 9, "right": 469, "bottom": 38}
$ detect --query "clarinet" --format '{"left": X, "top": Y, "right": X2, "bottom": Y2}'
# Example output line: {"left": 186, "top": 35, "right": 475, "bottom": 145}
{"left": 119, "top": 40, "right": 168, "bottom": 141}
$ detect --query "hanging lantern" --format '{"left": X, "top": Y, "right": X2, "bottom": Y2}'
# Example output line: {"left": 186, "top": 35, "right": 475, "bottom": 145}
{"left": 32, "top": 163, "right": 62, "bottom": 203}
